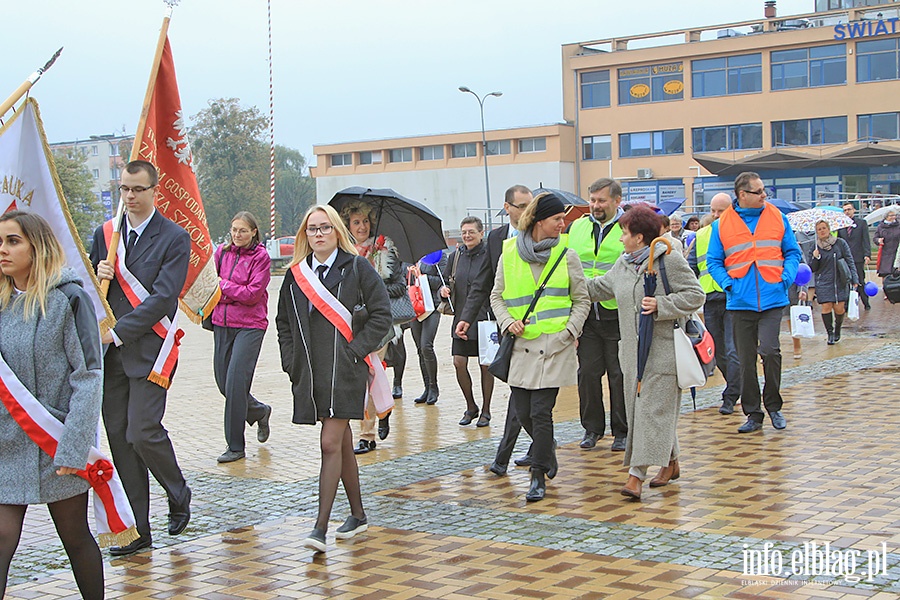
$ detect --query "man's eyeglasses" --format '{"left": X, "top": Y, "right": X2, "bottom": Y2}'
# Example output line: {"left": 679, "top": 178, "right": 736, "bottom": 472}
{"left": 742, "top": 188, "right": 766, "bottom": 196}
{"left": 306, "top": 225, "right": 334, "bottom": 236}
{"left": 119, "top": 185, "right": 154, "bottom": 194}
{"left": 507, "top": 202, "right": 529, "bottom": 210}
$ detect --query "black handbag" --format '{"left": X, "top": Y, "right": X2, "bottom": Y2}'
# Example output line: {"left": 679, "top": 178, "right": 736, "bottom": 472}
{"left": 884, "top": 272, "right": 900, "bottom": 304}
{"left": 488, "top": 247, "right": 569, "bottom": 383}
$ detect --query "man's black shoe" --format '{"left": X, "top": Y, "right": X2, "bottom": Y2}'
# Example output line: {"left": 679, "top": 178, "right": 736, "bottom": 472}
{"left": 378, "top": 413, "right": 390, "bottom": 440}
{"left": 109, "top": 534, "right": 152, "bottom": 557}
{"left": 580, "top": 431, "right": 599, "bottom": 449}
{"left": 611, "top": 436, "right": 627, "bottom": 452}
{"left": 737, "top": 418, "right": 763, "bottom": 433}
{"left": 168, "top": 487, "right": 191, "bottom": 535}
{"left": 257, "top": 405, "right": 272, "bottom": 443}
{"left": 514, "top": 454, "right": 532, "bottom": 467}
{"left": 489, "top": 461, "right": 507, "bottom": 476}
{"left": 392, "top": 385, "right": 403, "bottom": 399}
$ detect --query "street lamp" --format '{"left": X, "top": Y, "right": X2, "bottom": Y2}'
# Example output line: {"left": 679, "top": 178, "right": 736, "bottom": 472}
{"left": 459, "top": 86, "right": 502, "bottom": 228}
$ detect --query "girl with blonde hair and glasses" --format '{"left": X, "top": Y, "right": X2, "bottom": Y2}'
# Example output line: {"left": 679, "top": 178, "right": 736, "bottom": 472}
{"left": 276, "top": 205, "right": 391, "bottom": 553}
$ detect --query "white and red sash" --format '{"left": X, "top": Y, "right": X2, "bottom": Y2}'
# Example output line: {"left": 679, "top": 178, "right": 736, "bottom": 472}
{"left": 0, "top": 351, "right": 139, "bottom": 548}
{"left": 291, "top": 260, "right": 394, "bottom": 418}
{"left": 102, "top": 220, "right": 183, "bottom": 389}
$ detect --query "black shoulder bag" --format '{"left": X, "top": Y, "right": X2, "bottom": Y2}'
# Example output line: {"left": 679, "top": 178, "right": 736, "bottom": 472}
{"left": 488, "top": 247, "right": 569, "bottom": 383}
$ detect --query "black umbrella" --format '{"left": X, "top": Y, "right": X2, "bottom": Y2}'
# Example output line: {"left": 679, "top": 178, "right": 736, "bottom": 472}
{"left": 329, "top": 187, "right": 447, "bottom": 263}
{"left": 636, "top": 237, "right": 673, "bottom": 398}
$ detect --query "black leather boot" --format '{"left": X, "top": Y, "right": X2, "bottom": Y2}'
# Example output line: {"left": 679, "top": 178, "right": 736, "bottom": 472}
{"left": 425, "top": 382, "right": 440, "bottom": 405}
{"left": 424, "top": 358, "right": 439, "bottom": 404}
{"left": 822, "top": 312, "right": 834, "bottom": 345}
{"left": 525, "top": 470, "right": 546, "bottom": 502}
{"left": 834, "top": 313, "right": 844, "bottom": 343}
{"left": 414, "top": 355, "right": 431, "bottom": 403}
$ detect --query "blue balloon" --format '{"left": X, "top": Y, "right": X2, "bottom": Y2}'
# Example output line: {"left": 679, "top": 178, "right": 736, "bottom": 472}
{"left": 865, "top": 281, "right": 879, "bottom": 297}
{"left": 794, "top": 264, "right": 812, "bottom": 286}
{"left": 420, "top": 249, "right": 443, "bottom": 265}
{"left": 684, "top": 232, "right": 696, "bottom": 247}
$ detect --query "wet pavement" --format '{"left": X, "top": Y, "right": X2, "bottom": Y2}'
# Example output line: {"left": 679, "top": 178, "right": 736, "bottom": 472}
{"left": 6, "top": 276, "right": 900, "bottom": 598}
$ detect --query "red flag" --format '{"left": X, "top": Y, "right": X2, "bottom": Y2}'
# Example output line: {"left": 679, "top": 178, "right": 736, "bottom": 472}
{"left": 133, "top": 36, "right": 219, "bottom": 321}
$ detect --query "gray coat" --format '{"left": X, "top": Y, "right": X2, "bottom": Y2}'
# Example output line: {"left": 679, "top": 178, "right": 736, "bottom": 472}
{"left": 587, "top": 246, "right": 705, "bottom": 469}
{"left": 808, "top": 237, "right": 857, "bottom": 304}
{"left": 490, "top": 248, "right": 590, "bottom": 390}
{"left": 0, "top": 270, "right": 103, "bottom": 504}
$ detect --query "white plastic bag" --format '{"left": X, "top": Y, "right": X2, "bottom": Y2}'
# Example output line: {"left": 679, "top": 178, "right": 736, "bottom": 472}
{"left": 790, "top": 304, "right": 816, "bottom": 339}
{"left": 674, "top": 322, "right": 706, "bottom": 389}
{"left": 846, "top": 290, "right": 860, "bottom": 322}
{"left": 415, "top": 273, "right": 435, "bottom": 322}
{"left": 478, "top": 320, "right": 501, "bottom": 366}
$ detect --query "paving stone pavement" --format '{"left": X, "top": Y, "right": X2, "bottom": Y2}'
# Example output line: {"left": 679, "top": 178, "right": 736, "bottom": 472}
{"left": 6, "top": 278, "right": 900, "bottom": 598}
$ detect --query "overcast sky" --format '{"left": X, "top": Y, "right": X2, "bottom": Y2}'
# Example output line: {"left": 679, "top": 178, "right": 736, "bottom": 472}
{"left": 3, "top": 0, "right": 812, "bottom": 167}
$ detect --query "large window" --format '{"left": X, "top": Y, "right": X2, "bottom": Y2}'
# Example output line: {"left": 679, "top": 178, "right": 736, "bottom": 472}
{"left": 618, "top": 62, "right": 684, "bottom": 105}
{"left": 857, "top": 38, "right": 899, "bottom": 82}
{"left": 771, "top": 44, "right": 846, "bottom": 90}
{"left": 359, "top": 150, "right": 382, "bottom": 165}
{"left": 518, "top": 138, "right": 546, "bottom": 153}
{"left": 582, "top": 135, "right": 611, "bottom": 160}
{"left": 581, "top": 70, "right": 610, "bottom": 108}
{"left": 486, "top": 140, "right": 511, "bottom": 155}
{"left": 692, "top": 54, "right": 762, "bottom": 97}
{"left": 772, "top": 117, "right": 847, "bottom": 146}
{"left": 451, "top": 142, "right": 478, "bottom": 158}
{"left": 691, "top": 123, "right": 763, "bottom": 152}
{"left": 330, "top": 153, "right": 352, "bottom": 167}
{"left": 389, "top": 148, "right": 412, "bottom": 163}
{"left": 859, "top": 112, "right": 900, "bottom": 141}
{"left": 619, "top": 129, "right": 683, "bottom": 158}
{"left": 419, "top": 145, "right": 444, "bottom": 161}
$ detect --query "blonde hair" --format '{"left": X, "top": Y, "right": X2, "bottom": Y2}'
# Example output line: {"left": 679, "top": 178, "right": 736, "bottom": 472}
{"left": 815, "top": 219, "right": 834, "bottom": 237}
{"left": 516, "top": 191, "right": 553, "bottom": 232}
{"left": 339, "top": 200, "right": 378, "bottom": 238}
{"left": 288, "top": 205, "right": 358, "bottom": 268}
{"left": 0, "top": 211, "right": 65, "bottom": 320}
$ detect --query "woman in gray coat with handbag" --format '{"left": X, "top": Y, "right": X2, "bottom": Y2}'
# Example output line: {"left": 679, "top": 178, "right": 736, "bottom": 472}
{"left": 0, "top": 212, "right": 104, "bottom": 599}
{"left": 809, "top": 219, "right": 858, "bottom": 345}
{"left": 587, "top": 206, "right": 705, "bottom": 502}
{"left": 490, "top": 193, "right": 590, "bottom": 503}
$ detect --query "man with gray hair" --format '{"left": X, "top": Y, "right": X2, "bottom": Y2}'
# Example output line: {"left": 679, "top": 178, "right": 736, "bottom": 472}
{"left": 689, "top": 193, "right": 741, "bottom": 414}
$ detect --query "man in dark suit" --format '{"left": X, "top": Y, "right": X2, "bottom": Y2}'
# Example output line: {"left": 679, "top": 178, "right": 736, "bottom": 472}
{"left": 838, "top": 202, "right": 871, "bottom": 310}
{"left": 91, "top": 160, "right": 192, "bottom": 556}
{"left": 456, "top": 184, "right": 533, "bottom": 475}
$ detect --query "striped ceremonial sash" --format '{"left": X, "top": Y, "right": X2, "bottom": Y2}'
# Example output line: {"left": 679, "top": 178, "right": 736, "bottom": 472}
{"left": 103, "top": 221, "right": 183, "bottom": 389}
{"left": 0, "top": 351, "right": 139, "bottom": 548}
{"left": 291, "top": 261, "right": 393, "bottom": 419}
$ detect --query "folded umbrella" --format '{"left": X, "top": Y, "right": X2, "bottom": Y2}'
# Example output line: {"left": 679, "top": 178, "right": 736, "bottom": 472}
{"left": 636, "top": 237, "right": 673, "bottom": 399}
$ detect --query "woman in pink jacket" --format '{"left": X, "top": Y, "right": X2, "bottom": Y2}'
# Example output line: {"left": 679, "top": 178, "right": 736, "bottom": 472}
{"left": 212, "top": 211, "right": 272, "bottom": 463}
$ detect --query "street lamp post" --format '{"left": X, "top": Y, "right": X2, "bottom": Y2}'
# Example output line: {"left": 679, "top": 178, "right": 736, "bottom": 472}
{"left": 459, "top": 86, "right": 502, "bottom": 228}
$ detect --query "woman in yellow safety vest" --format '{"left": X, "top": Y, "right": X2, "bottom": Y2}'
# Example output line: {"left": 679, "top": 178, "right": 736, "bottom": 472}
{"left": 490, "top": 193, "right": 590, "bottom": 503}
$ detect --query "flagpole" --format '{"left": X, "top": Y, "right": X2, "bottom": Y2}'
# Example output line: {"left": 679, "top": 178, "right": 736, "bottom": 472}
{"left": 101, "top": 1, "right": 176, "bottom": 297}
{"left": 0, "top": 48, "right": 63, "bottom": 120}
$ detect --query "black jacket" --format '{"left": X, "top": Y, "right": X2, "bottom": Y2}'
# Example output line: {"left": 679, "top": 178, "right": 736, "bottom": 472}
{"left": 459, "top": 224, "right": 508, "bottom": 324}
{"left": 275, "top": 250, "right": 391, "bottom": 424}
{"left": 444, "top": 241, "right": 492, "bottom": 337}
{"left": 836, "top": 217, "right": 871, "bottom": 263}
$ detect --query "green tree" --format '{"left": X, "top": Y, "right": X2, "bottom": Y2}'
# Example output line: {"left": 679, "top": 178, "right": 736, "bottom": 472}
{"left": 275, "top": 144, "right": 316, "bottom": 237}
{"left": 52, "top": 150, "right": 105, "bottom": 245}
{"left": 189, "top": 98, "right": 269, "bottom": 240}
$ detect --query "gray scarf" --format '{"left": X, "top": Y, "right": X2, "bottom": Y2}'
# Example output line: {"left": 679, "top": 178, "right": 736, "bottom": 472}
{"left": 517, "top": 229, "right": 559, "bottom": 264}
{"left": 623, "top": 245, "right": 652, "bottom": 267}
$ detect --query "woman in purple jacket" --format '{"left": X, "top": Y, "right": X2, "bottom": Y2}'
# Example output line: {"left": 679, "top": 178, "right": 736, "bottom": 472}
{"left": 212, "top": 211, "right": 272, "bottom": 463}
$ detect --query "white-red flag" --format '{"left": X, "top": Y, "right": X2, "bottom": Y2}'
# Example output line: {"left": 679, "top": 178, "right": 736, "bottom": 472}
{"left": 133, "top": 35, "right": 219, "bottom": 320}
{"left": 0, "top": 98, "right": 114, "bottom": 326}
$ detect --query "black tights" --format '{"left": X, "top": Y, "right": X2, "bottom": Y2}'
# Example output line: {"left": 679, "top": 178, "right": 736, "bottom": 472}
{"left": 0, "top": 493, "right": 103, "bottom": 599}
{"left": 314, "top": 419, "right": 365, "bottom": 532}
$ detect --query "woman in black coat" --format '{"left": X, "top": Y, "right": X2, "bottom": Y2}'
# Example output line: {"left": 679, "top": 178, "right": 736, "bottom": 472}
{"left": 809, "top": 219, "right": 858, "bottom": 345}
{"left": 276, "top": 205, "right": 391, "bottom": 554}
{"left": 440, "top": 217, "right": 494, "bottom": 426}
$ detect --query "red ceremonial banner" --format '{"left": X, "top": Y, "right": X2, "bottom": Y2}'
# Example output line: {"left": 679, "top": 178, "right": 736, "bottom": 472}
{"left": 134, "top": 36, "right": 219, "bottom": 320}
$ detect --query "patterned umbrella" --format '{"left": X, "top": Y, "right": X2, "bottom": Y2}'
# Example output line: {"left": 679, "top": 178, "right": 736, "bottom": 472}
{"left": 787, "top": 208, "right": 853, "bottom": 233}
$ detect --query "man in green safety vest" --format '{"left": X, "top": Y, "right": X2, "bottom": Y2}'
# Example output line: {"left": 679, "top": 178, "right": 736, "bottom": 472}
{"left": 567, "top": 178, "right": 628, "bottom": 452}
{"left": 688, "top": 193, "right": 741, "bottom": 414}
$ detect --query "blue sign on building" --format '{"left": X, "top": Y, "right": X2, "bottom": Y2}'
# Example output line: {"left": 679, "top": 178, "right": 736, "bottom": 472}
{"left": 833, "top": 19, "right": 899, "bottom": 40}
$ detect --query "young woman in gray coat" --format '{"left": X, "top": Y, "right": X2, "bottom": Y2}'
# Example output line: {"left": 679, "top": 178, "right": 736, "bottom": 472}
{"left": 490, "top": 193, "right": 590, "bottom": 503}
{"left": 276, "top": 205, "right": 391, "bottom": 554}
{"left": 809, "top": 219, "right": 858, "bottom": 345}
{"left": 0, "top": 212, "right": 104, "bottom": 599}
{"left": 587, "top": 206, "right": 705, "bottom": 502}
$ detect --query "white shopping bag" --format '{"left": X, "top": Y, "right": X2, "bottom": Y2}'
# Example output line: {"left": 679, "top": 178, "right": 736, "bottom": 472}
{"left": 478, "top": 320, "right": 501, "bottom": 366}
{"left": 790, "top": 304, "right": 816, "bottom": 339}
{"left": 846, "top": 290, "right": 860, "bottom": 322}
{"left": 415, "top": 273, "right": 435, "bottom": 322}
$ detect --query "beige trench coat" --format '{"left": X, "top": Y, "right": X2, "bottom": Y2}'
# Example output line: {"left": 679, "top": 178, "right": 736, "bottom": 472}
{"left": 490, "top": 248, "right": 590, "bottom": 390}
{"left": 586, "top": 245, "right": 705, "bottom": 468}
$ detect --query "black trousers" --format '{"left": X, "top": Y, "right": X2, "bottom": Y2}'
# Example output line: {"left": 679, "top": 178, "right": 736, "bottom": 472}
{"left": 855, "top": 262, "right": 870, "bottom": 308}
{"left": 494, "top": 395, "right": 525, "bottom": 466}
{"left": 510, "top": 387, "right": 558, "bottom": 474}
{"left": 577, "top": 318, "right": 627, "bottom": 438}
{"left": 213, "top": 326, "right": 268, "bottom": 452}
{"left": 731, "top": 307, "right": 784, "bottom": 423}
{"left": 704, "top": 298, "right": 741, "bottom": 405}
{"left": 410, "top": 311, "right": 440, "bottom": 385}
{"left": 102, "top": 345, "right": 189, "bottom": 536}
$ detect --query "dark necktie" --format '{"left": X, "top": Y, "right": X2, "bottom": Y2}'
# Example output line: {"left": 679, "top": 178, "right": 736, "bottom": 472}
{"left": 316, "top": 264, "right": 327, "bottom": 283}
{"left": 126, "top": 230, "right": 138, "bottom": 255}
{"left": 592, "top": 221, "right": 602, "bottom": 255}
